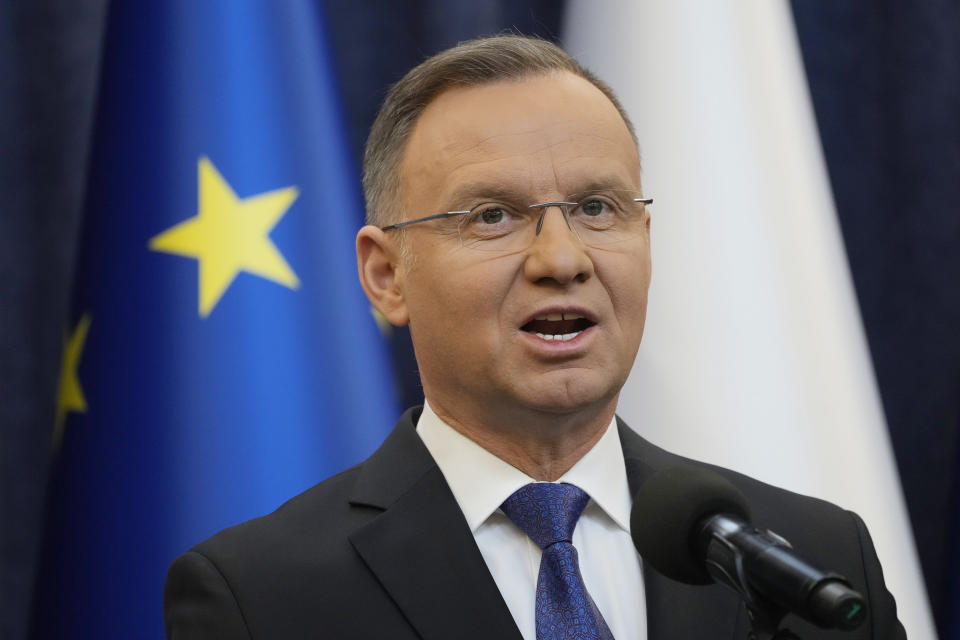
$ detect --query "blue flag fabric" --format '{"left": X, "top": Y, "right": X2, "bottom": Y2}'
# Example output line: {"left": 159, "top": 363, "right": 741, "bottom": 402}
{"left": 32, "top": 2, "right": 398, "bottom": 636}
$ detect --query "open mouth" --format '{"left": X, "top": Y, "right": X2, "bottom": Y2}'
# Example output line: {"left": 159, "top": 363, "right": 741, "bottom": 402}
{"left": 521, "top": 312, "right": 596, "bottom": 342}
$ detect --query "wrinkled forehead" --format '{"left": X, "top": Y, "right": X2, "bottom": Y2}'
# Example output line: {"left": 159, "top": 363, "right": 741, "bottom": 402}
{"left": 400, "top": 72, "right": 640, "bottom": 205}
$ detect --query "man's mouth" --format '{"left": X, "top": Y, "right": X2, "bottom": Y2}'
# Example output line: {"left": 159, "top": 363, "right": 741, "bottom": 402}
{"left": 521, "top": 312, "right": 596, "bottom": 342}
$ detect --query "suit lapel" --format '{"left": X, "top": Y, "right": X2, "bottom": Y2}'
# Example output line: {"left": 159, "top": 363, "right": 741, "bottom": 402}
{"left": 619, "top": 420, "right": 744, "bottom": 640}
{"left": 347, "top": 409, "right": 522, "bottom": 640}
{"left": 346, "top": 410, "right": 742, "bottom": 640}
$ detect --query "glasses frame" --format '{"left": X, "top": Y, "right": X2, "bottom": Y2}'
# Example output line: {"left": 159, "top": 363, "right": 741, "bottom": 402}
{"left": 380, "top": 195, "right": 654, "bottom": 235}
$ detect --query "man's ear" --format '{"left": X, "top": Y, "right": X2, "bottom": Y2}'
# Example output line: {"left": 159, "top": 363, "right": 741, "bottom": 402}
{"left": 356, "top": 225, "right": 410, "bottom": 326}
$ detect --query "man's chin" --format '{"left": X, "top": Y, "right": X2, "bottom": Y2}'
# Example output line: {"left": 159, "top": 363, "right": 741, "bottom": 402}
{"left": 507, "top": 379, "right": 619, "bottom": 417}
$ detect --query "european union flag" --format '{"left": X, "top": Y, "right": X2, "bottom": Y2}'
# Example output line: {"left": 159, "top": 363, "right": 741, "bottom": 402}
{"left": 31, "top": 2, "right": 398, "bottom": 636}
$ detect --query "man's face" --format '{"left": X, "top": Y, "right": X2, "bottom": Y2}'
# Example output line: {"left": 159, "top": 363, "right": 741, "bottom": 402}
{"left": 393, "top": 71, "right": 651, "bottom": 423}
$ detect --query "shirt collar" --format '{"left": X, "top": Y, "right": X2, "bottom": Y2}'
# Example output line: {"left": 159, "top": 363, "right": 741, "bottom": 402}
{"left": 415, "top": 400, "right": 633, "bottom": 533}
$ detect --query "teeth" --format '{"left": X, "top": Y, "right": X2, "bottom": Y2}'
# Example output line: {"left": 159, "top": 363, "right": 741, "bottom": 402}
{"left": 533, "top": 312, "right": 586, "bottom": 321}
{"left": 534, "top": 331, "right": 582, "bottom": 342}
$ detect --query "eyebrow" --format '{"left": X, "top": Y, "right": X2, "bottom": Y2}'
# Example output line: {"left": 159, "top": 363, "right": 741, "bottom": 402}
{"left": 445, "top": 183, "right": 524, "bottom": 208}
{"left": 569, "top": 177, "right": 637, "bottom": 194}
{"left": 444, "top": 176, "right": 638, "bottom": 207}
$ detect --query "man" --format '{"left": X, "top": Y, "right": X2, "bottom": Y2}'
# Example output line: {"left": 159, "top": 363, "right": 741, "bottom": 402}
{"left": 164, "top": 35, "right": 904, "bottom": 639}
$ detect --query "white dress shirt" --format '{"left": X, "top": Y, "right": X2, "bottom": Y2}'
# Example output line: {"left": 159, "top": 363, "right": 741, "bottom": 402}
{"left": 416, "top": 400, "right": 647, "bottom": 640}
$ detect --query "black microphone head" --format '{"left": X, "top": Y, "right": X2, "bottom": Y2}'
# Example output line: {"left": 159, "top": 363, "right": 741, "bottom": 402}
{"left": 631, "top": 466, "right": 751, "bottom": 585}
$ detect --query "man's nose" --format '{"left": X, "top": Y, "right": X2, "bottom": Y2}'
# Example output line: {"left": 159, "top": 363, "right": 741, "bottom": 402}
{"left": 523, "top": 206, "right": 594, "bottom": 285}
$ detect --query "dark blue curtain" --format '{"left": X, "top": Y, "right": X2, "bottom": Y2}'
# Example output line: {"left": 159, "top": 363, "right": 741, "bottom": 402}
{"left": 791, "top": 2, "right": 960, "bottom": 636}
{"left": 1, "top": 2, "right": 108, "bottom": 639}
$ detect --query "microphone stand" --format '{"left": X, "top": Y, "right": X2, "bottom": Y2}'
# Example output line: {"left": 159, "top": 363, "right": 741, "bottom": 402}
{"left": 703, "top": 531, "right": 803, "bottom": 639}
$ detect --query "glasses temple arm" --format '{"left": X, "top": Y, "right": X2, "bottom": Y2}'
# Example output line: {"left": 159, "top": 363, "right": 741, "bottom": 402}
{"left": 380, "top": 210, "right": 471, "bottom": 231}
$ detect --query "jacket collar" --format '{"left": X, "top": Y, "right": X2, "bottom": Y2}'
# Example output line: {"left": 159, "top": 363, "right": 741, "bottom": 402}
{"left": 618, "top": 417, "right": 744, "bottom": 639}
{"left": 348, "top": 407, "right": 522, "bottom": 639}
{"left": 346, "top": 408, "right": 741, "bottom": 640}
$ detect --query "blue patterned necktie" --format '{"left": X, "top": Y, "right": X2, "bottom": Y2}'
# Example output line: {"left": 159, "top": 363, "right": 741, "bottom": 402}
{"left": 500, "top": 482, "right": 616, "bottom": 640}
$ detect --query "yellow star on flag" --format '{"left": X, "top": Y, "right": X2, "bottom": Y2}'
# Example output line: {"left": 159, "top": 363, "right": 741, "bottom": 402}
{"left": 54, "top": 313, "right": 91, "bottom": 450}
{"left": 149, "top": 157, "right": 300, "bottom": 317}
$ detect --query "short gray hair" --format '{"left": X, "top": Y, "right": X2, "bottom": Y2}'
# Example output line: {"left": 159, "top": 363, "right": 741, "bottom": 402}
{"left": 362, "top": 34, "right": 637, "bottom": 228}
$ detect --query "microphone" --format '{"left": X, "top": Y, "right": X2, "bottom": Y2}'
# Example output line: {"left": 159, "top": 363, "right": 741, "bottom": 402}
{"left": 630, "top": 466, "right": 867, "bottom": 631}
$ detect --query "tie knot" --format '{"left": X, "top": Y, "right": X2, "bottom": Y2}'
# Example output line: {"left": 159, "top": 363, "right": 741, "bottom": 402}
{"left": 500, "top": 483, "right": 590, "bottom": 549}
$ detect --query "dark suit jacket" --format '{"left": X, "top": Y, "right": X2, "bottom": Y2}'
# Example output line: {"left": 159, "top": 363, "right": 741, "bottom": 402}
{"left": 164, "top": 407, "right": 906, "bottom": 639}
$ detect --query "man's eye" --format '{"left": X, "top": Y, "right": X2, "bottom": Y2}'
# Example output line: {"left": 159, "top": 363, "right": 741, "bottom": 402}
{"left": 581, "top": 199, "right": 607, "bottom": 216}
{"left": 478, "top": 207, "right": 507, "bottom": 224}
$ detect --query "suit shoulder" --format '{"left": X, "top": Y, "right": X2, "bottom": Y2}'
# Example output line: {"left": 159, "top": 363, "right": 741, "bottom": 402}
{"left": 619, "top": 425, "right": 903, "bottom": 636}
{"left": 619, "top": 421, "right": 851, "bottom": 525}
{"left": 162, "top": 457, "right": 419, "bottom": 637}
{"left": 678, "top": 452, "right": 854, "bottom": 533}
{"left": 704, "top": 465, "right": 866, "bottom": 546}
{"left": 188, "top": 462, "right": 368, "bottom": 564}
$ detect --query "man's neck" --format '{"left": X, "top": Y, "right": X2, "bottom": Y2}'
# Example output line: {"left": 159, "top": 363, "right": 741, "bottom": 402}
{"left": 425, "top": 396, "right": 617, "bottom": 481}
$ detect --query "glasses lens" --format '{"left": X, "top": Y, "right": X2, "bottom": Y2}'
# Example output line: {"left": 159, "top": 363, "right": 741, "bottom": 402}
{"left": 568, "top": 190, "right": 647, "bottom": 246}
{"left": 457, "top": 203, "right": 532, "bottom": 252}
{"left": 455, "top": 191, "right": 648, "bottom": 252}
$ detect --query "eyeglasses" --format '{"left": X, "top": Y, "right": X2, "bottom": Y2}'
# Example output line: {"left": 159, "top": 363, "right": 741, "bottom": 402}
{"left": 380, "top": 190, "right": 652, "bottom": 253}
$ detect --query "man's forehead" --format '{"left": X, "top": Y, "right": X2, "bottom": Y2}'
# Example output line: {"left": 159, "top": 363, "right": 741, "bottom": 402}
{"left": 400, "top": 72, "right": 639, "bottom": 201}
{"left": 414, "top": 73, "right": 631, "bottom": 151}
